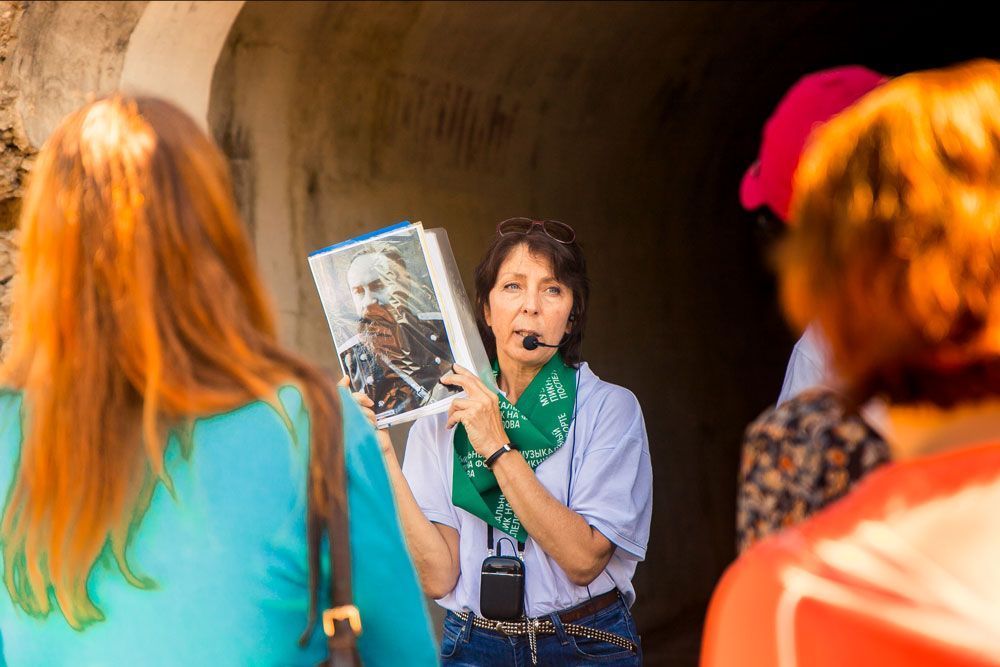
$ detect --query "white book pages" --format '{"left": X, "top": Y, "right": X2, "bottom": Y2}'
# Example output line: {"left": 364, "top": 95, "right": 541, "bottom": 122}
{"left": 421, "top": 226, "right": 497, "bottom": 392}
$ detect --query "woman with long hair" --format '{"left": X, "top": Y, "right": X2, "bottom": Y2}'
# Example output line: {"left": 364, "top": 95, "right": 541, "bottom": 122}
{"left": 0, "top": 96, "right": 436, "bottom": 665}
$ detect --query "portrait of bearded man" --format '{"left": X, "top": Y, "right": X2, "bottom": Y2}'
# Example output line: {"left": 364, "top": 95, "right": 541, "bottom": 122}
{"left": 340, "top": 245, "right": 457, "bottom": 419}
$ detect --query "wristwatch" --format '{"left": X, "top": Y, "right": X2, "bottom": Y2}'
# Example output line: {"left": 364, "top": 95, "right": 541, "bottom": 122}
{"left": 484, "top": 443, "right": 513, "bottom": 469}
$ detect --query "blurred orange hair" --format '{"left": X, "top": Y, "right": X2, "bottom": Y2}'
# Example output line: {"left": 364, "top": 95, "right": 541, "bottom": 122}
{"left": 780, "top": 59, "right": 1000, "bottom": 406}
{"left": 0, "top": 96, "right": 341, "bottom": 629}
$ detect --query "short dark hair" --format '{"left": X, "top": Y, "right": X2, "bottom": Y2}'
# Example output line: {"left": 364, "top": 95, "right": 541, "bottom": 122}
{"left": 473, "top": 228, "right": 589, "bottom": 367}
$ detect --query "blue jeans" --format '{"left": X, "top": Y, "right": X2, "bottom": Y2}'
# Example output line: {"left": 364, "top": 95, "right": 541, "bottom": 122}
{"left": 440, "top": 597, "right": 642, "bottom": 666}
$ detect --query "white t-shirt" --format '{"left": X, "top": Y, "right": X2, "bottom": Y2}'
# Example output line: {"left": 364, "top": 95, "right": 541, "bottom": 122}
{"left": 401, "top": 362, "right": 653, "bottom": 617}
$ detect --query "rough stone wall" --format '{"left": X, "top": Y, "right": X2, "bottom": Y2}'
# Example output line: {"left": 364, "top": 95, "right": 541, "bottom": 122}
{"left": 9, "top": 1, "right": 147, "bottom": 148}
{"left": 3, "top": 0, "right": 148, "bottom": 221}
{"left": 1, "top": 1, "right": 31, "bottom": 232}
{"left": 0, "top": 229, "right": 15, "bottom": 357}
{"left": 1, "top": 2, "right": 25, "bottom": 356}
{"left": 0, "top": 0, "right": 146, "bottom": 353}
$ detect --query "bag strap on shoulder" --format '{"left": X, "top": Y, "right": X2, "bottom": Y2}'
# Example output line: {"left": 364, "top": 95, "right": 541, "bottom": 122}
{"left": 321, "top": 440, "right": 361, "bottom": 666}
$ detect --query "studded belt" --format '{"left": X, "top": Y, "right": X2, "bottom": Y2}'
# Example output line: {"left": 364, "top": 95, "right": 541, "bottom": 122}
{"left": 456, "top": 591, "right": 637, "bottom": 665}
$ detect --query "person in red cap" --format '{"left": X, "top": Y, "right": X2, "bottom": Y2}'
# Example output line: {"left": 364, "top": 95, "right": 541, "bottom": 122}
{"left": 707, "top": 58, "right": 1000, "bottom": 667}
{"left": 736, "top": 66, "right": 891, "bottom": 553}
{"left": 742, "top": 65, "right": 887, "bottom": 403}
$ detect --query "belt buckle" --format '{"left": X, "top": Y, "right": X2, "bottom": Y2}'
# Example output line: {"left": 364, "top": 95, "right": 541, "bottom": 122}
{"left": 322, "top": 604, "right": 363, "bottom": 637}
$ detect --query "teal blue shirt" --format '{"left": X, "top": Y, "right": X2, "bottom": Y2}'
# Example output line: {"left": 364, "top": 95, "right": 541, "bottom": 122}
{"left": 0, "top": 386, "right": 437, "bottom": 666}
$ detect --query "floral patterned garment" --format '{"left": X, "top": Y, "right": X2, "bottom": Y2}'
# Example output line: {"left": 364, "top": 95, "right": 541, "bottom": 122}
{"left": 736, "top": 387, "right": 891, "bottom": 553}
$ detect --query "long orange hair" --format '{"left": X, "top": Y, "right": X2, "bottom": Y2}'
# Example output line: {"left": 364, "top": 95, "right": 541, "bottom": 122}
{"left": 0, "top": 96, "right": 341, "bottom": 630}
{"left": 780, "top": 59, "right": 1000, "bottom": 406}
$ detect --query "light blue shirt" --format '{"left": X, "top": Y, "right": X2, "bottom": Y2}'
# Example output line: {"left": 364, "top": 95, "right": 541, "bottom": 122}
{"left": 0, "top": 386, "right": 437, "bottom": 666}
{"left": 777, "top": 324, "right": 831, "bottom": 405}
{"left": 402, "top": 362, "right": 652, "bottom": 618}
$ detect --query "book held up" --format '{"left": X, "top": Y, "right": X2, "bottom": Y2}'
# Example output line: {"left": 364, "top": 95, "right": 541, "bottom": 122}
{"left": 308, "top": 221, "right": 495, "bottom": 427}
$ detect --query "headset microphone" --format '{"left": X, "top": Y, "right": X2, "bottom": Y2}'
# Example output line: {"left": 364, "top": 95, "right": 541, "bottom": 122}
{"left": 522, "top": 335, "right": 561, "bottom": 350}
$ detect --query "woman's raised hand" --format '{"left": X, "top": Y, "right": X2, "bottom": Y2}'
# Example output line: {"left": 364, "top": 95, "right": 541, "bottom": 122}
{"left": 440, "top": 365, "right": 508, "bottom": 460}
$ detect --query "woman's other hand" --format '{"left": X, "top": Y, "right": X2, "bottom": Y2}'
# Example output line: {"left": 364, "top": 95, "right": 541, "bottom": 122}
{"left": 338, "top": 375, "right": 394, "bottom": 456}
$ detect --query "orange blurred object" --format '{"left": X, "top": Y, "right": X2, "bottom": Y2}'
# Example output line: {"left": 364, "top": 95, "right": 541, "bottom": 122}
{"left": 703, "top": 442, "right": 1000, "bottom": 667}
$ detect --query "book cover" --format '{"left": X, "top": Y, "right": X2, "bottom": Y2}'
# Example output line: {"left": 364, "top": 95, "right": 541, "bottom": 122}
{"left": 309, "top": 221, "right": 494, "bottom": 427}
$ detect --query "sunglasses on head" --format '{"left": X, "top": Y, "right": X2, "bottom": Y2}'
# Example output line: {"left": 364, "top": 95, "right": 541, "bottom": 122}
{"left": 496, "top": 217, "right": 576, "bottom": 244}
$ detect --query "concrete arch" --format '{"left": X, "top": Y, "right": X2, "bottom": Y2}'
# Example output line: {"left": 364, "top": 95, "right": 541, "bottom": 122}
{"left": 120, "top": 0, "right": 245, "bottom": 129}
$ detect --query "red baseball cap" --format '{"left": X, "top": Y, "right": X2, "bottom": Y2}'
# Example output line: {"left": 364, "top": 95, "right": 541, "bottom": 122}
{"left": 740, "top": 66, "right": 887, "bottom": 222}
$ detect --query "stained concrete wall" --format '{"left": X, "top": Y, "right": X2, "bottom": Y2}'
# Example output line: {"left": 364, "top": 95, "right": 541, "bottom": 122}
{"left": 206, "top": 3, "right": 1000, "bottom": 663}
{"left": 206, "top": 4, "right": 793, "bottom": 662}
{"left": 9, "top": 1, "right": 147, "bottom": 147}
